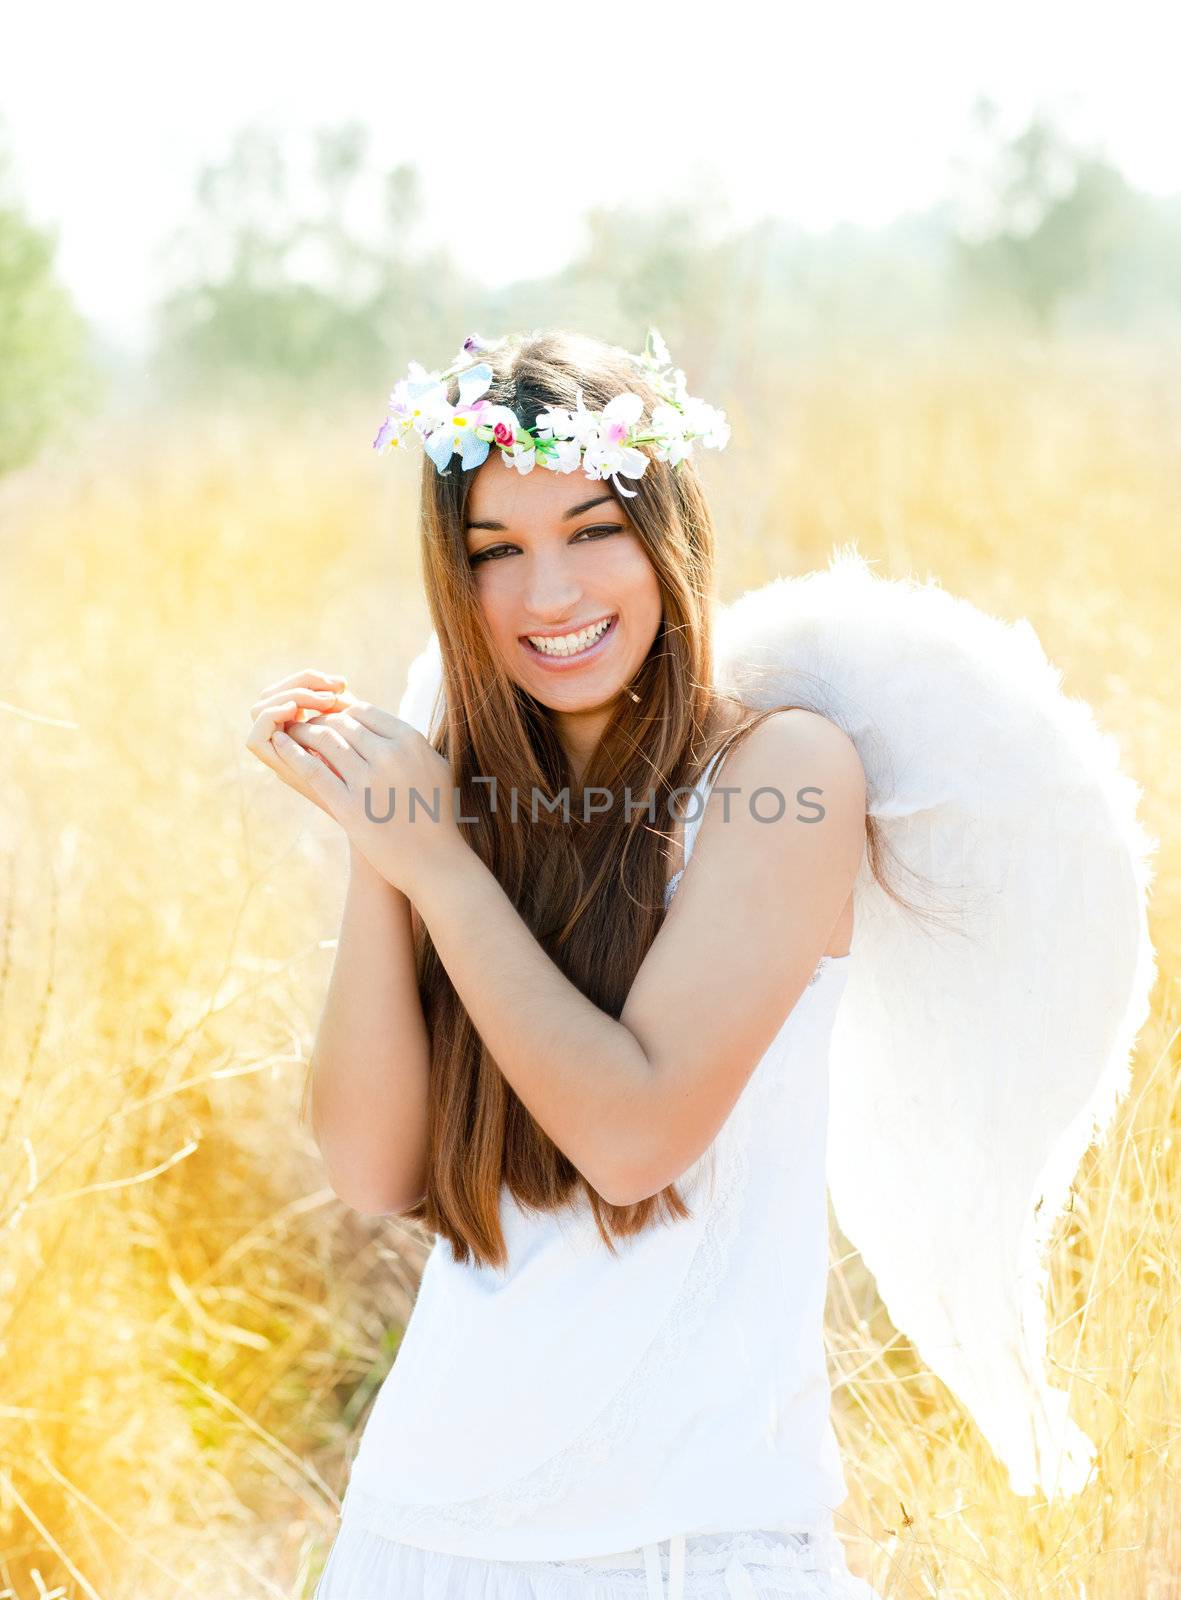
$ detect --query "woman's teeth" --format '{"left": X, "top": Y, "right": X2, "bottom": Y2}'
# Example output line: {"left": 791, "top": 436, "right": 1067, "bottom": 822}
{"left": 526, "top": 617, "right": 615, "bottom": 657}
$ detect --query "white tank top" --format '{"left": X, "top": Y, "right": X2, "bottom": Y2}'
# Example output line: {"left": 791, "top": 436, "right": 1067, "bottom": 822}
{"left": 338, "top": 746, "right": 854, "bottom": 1561}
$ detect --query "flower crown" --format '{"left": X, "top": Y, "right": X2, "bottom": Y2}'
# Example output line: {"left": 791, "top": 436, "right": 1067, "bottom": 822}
{"left": 371, "top": 328, "right": 730, "bottom": 499}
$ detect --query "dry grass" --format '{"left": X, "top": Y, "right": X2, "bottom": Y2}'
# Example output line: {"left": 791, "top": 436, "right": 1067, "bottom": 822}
{"left": 1, "top": 331, "right": 1177, "bottom": 1597}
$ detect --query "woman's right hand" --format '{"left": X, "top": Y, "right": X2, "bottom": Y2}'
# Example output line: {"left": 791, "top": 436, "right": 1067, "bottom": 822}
{"left": 246, "top": 667, "right": 353, "bottom": 820}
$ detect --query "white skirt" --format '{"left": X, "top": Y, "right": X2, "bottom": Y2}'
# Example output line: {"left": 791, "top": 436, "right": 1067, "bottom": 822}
{"left": 313, "top": 1517, "right": 885, "bottom": 1599}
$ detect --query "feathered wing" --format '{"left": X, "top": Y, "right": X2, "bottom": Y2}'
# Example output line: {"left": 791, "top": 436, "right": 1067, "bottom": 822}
{"left": 713, "top": 548, "right": 1159, "bottom": 1500}
{"left": 396, "top": 628, "right": 446, "bottom": 739}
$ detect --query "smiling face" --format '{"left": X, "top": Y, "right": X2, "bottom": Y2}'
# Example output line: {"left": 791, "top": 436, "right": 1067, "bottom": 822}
{"left": 464, "top": 459, "right": 664, "bottom": 767}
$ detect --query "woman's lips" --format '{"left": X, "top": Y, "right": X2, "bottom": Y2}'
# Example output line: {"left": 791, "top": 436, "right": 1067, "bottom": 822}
{"left": 519, "top": 614, "right": 619, "bottom": 670}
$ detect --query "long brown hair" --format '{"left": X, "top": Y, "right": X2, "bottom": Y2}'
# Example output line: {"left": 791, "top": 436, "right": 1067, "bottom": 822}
{"left": 397, "top": 328, "right": 919, "bottom": 1269}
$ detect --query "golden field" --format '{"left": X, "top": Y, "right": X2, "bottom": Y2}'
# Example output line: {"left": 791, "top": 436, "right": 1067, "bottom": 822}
{"left": 1, "top": 330, "right": 1178, "bottom": 1598}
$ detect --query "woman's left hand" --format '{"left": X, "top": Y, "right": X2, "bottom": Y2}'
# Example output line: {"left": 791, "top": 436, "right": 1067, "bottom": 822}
{"left": 271, "top": 695, "right": 466, "bottom": 897}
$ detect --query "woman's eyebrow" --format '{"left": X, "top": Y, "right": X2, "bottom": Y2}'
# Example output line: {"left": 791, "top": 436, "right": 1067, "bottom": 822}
{"left": 465, "top": 493, "right": 616, "bottom": 533}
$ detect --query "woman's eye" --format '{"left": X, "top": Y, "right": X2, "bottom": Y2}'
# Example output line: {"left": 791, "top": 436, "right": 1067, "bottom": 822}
{"left": 469, "top": 525, "right": 622, "bottom": 567}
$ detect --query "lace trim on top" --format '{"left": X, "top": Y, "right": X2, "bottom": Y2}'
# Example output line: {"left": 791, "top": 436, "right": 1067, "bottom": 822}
{"left": 318, "top": 1520, "right": 883, "bottom": 1598}
{"left": 541, "top": 1527, "right": 881, "bottom": 1596}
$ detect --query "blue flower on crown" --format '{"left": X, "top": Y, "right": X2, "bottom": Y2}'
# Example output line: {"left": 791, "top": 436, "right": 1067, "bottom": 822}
{"left": 422, "top": 363, "right": 496, "bottom": 474}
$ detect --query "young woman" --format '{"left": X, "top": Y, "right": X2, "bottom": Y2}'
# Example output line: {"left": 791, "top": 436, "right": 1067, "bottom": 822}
{"left": 246, "top": 328, "right": 1155, "bottom": 1598}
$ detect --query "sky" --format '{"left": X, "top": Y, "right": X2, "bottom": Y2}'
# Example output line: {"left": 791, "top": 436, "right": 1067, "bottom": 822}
{"left": 3, "top": 0, "right": 1180, "bottom": 352}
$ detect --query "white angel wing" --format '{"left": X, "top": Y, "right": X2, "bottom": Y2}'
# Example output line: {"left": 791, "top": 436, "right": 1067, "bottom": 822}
{"left": 396, "top": 627, "right": 446, "bottom": 739}
{"left": 713, "top": 547, "right": 1159, "bottom": 1500}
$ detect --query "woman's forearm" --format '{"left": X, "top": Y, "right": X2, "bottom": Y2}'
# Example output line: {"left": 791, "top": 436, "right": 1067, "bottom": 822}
{"left": 408, "top": 845, "right": 651, "bottom": 1205}
{"left": 310, "top": 842, "right": 431, "bottom": 1214}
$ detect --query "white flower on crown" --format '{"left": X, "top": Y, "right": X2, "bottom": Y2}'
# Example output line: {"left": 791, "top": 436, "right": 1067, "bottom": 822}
{"left": 533, "top": 404, "right": 591, "bottom": 474}
{"left": 501, "top": 441, "right": 539, "bottom": 475}
{"left": 539, "top": 437, "right": 584, "bottom": 474}
{"left": 578, "top": 392, "right": 651, "bottom": 490}
{"left": 683, "top": 396, "right": 731, "bottom": 449}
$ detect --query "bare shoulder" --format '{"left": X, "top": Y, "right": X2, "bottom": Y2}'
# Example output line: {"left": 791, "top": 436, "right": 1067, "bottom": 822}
{"left": 721, "top": 708, "right": 866, "bottom": 826}
{"left": 685, "top": 706, "right": 867, "bottom": 914}
{"left": 617, "top": 707, "right": 866, "bottom": 1201}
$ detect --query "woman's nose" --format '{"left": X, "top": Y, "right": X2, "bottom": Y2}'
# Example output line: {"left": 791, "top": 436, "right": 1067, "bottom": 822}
{"left": 522, "top": 555, "right": 584, "bottom": 619}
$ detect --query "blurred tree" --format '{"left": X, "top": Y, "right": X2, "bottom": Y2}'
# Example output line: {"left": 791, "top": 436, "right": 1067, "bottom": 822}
{"left": 408, "top": 185, "right": 733, "bottom": 366}
{"left": 147, "top": 108, "right": 1181, "bottom": 414}
{"left": 949, "top": 99, "right": 1171, "bottom": 333}
{"left": 0, "top": 135, "right": 101, "bottom": 478}
{"left": 151, "top": 121, "right": 467, "bottom": 406}
{"left": 490, "top": 184, "right": 955, "bottom": 382}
